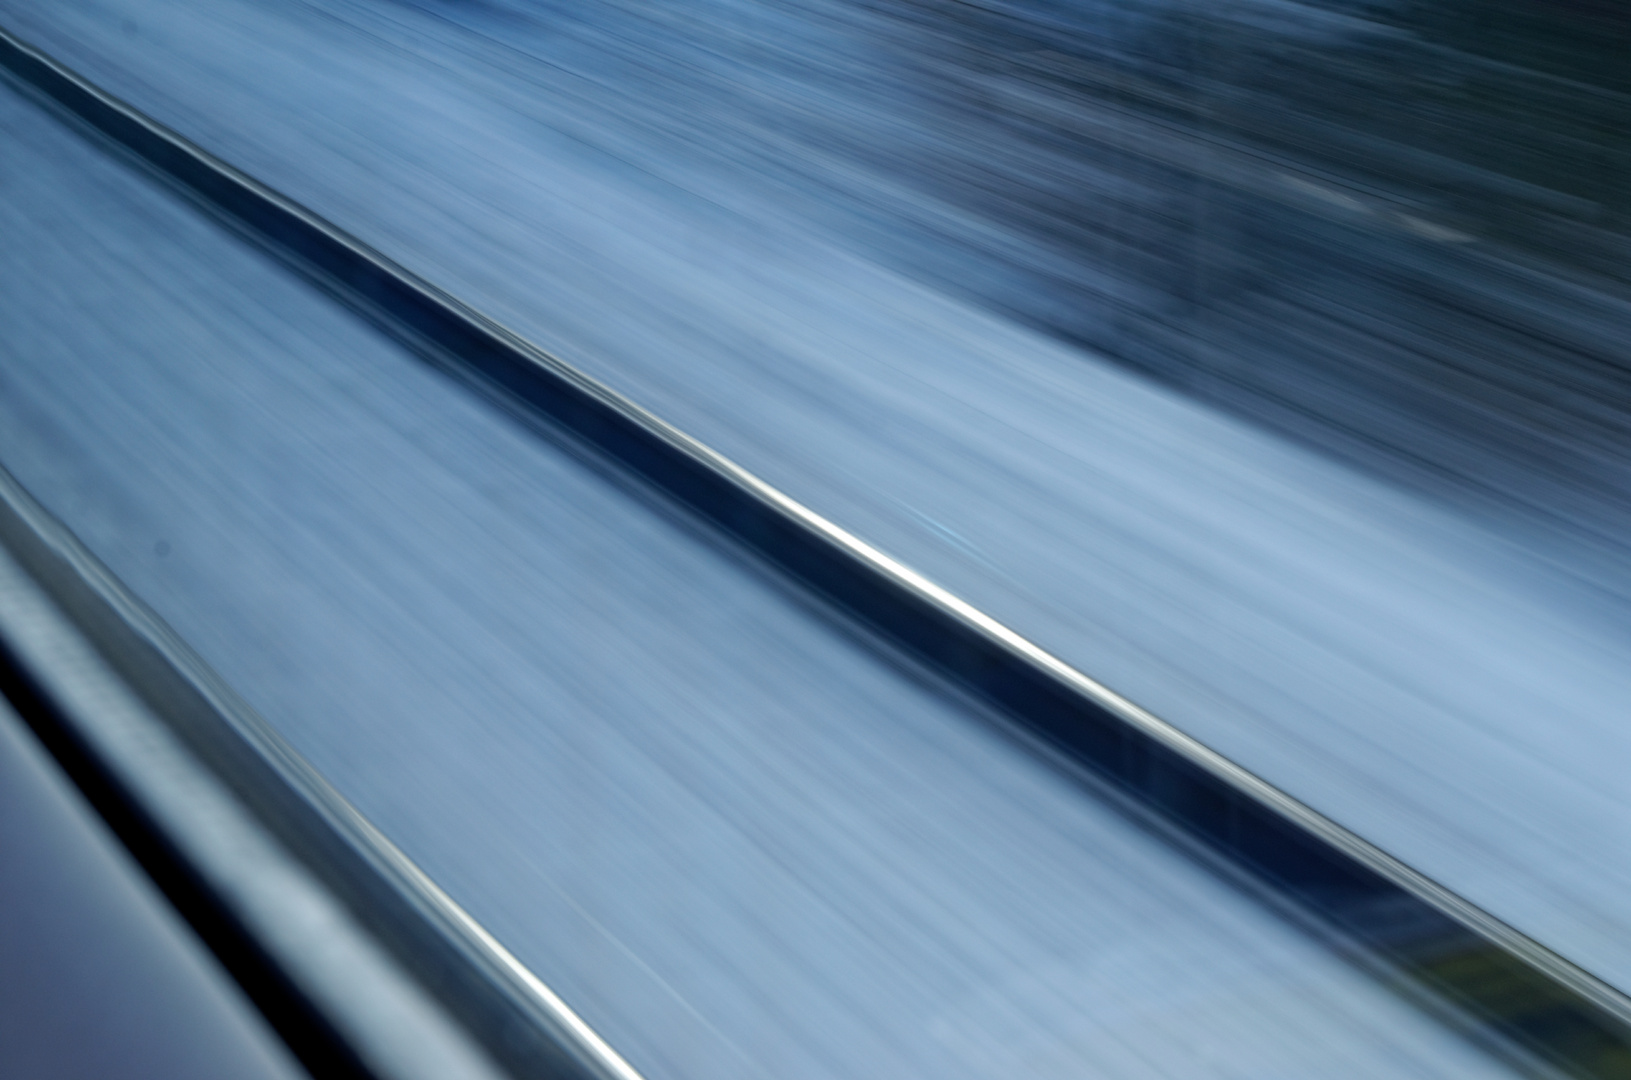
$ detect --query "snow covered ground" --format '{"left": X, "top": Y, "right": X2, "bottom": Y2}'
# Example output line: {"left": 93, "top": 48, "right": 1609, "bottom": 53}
{"left": 0, "top": 1, "right": 1627, "bottom": 1073}
{"left": 0, "top": 76, "right": 1513, "bottom": 1079}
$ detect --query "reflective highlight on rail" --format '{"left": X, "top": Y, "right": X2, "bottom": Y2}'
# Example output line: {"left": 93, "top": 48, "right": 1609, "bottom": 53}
{"left": 1, "top": 2, "right": 1628, "bottom": 1079}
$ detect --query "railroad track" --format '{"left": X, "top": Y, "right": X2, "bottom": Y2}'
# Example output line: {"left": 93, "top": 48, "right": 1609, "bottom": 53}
{"left": 1, "top": 22, "right": 1628, "bottom": 1080}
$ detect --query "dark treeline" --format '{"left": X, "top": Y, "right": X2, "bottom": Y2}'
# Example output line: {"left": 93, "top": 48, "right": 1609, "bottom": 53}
{"left": 848, "top": 0, "right": 1631, "bottom": 563}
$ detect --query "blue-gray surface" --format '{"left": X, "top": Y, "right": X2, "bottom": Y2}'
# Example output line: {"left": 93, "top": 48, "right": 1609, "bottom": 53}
{"left": 5, "top": 0, "right": 1630, "bottom": 993}
{"left": 0, "top": 698, "right": 307, "bottom": 1080}
{"left": 0, "top": 73, "right": 1515, "bottom": 1080}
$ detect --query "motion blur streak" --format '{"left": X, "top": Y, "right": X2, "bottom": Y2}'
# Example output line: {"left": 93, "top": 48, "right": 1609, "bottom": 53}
{"left": 0, "top": 0, "right": 1626, "bottom": 1076}
{"left": 0, "top": 75, "right": 1510, "bottom": 1080}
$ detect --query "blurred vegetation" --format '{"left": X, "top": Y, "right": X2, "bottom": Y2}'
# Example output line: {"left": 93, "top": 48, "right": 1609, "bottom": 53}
{"left": 839, "top": 0, "right": 1631, "bottom": 554}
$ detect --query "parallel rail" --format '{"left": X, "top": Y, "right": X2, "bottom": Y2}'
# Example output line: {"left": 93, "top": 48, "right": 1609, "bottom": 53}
{"left": 0, "top": 468, "right": 522, "bottom": 1080}
{"left": 3, "top": 21, "right": 1630, "bottom": 1080}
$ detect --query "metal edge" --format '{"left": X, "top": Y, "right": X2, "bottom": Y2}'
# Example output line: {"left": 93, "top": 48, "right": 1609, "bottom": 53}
{"left": 2, "top": 21, "right": 1629, "bottom": 1077}
{"left": 0, "top": 470, "right": 507, "bottom": 1080}
{"left": 0, "top": 464, "right": 649, "bottom": 1079}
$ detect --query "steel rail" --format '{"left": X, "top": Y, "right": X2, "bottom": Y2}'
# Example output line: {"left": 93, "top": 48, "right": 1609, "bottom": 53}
{"left": 0, "top": 466, "right": 642, "bottom": 1075}
{"left": 0, "top": 470, "right": 516, "bottom": 1080}
{"left": 2, "top": 21, "right": 1629, "bottom": 1080}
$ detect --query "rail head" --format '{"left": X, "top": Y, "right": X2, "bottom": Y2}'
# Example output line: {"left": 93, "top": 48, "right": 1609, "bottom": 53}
{"left": 2, "top": 20, "right": 1630, "bottom": 1080}
{"left": 0, "top": 458, "right": 650, "bottom": 1080}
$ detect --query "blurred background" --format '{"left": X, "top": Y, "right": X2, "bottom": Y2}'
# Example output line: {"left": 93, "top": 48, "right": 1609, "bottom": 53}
{"left": 1, "top": 1, "right": 1628, "bottom": 1078}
